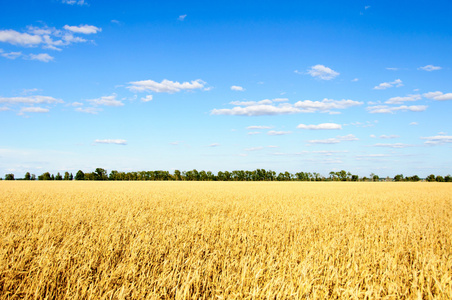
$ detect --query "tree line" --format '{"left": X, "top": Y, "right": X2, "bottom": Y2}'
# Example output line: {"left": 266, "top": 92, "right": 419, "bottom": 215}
{"left": 2, "top": 169, "right": 452, "bottom": 182}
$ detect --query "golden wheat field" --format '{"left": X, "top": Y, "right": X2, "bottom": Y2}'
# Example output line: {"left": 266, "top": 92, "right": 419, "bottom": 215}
{"left": 0, "top": 181, "right": 451, "bottom": 299}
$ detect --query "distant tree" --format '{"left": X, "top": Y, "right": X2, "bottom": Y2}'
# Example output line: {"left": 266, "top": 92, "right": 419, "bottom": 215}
{"left": 24, "top": 172, "right": 31, "bottom": 180}
{"left": 426, "top": 174, "right": 436, "bottom": 182}
{"left": 75, "top": 170, "right": 85, "bottom": 180}
{"left": 94, "top": 168, "right": 108, "bottom": 180}
{"left": 351, "top": 175, "right": 359, "bottom": 181}
{"left": 407, "top": 175, "right": 420, "bottom": 182}
{"left": 394, "top": 174, "right": 404, "bottom": 182}
{"left": 51, "top": 174, "right": 55, "bottom": 180}
{"left": 372, "top": 174, "right": 380, "bottom": 182}
{"left": 31, "top": 174, "right": 36, "bottom": 180}
{"left": 445, "top": 175, "right": 452, "bottom": 182}
{"left": 174, "top": 170, "right": 182, "bottom": 181}
{"left": 38, "top": 172, "right": 51, "bottom": 180}
{"left": 69, "top": 173, "right": 73, "bottom": 180}
{"left": 5, "top": 174, "right": 15, "bottom": 180}
{"left": 436, "top": 175, "right": 444, "bottom": 182}
{"left": 55, "top": 172, "right": 63, "bottom": 180}
{"left": 64, "top": 172, "right": 70, "bottom": 180}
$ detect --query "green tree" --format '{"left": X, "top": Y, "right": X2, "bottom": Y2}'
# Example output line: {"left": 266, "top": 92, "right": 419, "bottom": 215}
{"left": 64, "top": 172, "right": 70, "bottom": 180}
{"left": 75, "top": 170, "right": 85, "bottom": 180}
{"left": 394, "top": 174, "right": 404, "bottom": 182}
{"left": 5, "top": 174, "right": 15, "bottom": 180}
{"left": 426, "top": 174, "right": 436, "bottom": 182}
{"left": 94, "top": 168, "right": 108, "bottom": 180}
{"left": 436, "top": 175, "right": 445, "bottom": 182}
{"left": 55, "top": 172, "right": 63, "bottom": 180}
{"left": 24, "top": 172, "right": 31, "bottom": 180}
{"left": 31, "top": 174, "right": 36, "bottom": 180}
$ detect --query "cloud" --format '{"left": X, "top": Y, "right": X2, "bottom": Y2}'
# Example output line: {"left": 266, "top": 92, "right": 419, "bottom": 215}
{"left": 0, "top": 106, "right": 10, "bottom": 111}
{"left": 75, "top": 107, "right": 101, "bottom": 114}
{"left": 63, "top": 25, "right": 101, "bottom": 34}
{"left": 247, "top": 125, "right": 272, "bottom": 130}
{"left": 207, "top": 143, "right": 220, "bottom": 147}
{"left": 306, "top": 64, "right": 339, "bottom": 80}
{"left": 380, "top": 135, "right": 400, "bottom": 139}
{"left": 244, "top": 146, "right": 264, "bottom": 151}
{"left": 423, "top": 91, "right": 452, "bottom": 101}
{"left": 127, "top": 79, "right": 206, "bottom": 93}
{"left": 409, "top": 122, "right": 418, "bottom": 126}
{"left": 212, "top": 98, "right": 362, "bottom": 116}
{"left": 0, "top": 30, "right": 42, "bottom": 46}
{"left": 366, "top": 105, "right": 427, "bottom": 114}
{"left": 293, "top": 99, "right": 363, "bottom": 113}
{"left": 373, "top": 79, "right": 403, "bottom": 90}
{"left": 88, "top": 94, "right": 123, "bottom": 107}
{"left": 373, "top": 143, "right": 413, "bottom": 148}
{"left": 267, "top": 130, "right": 292, "bottom": 136}
{"left": 0, "top": 95, "right": 62, "bottom": 105}
{"left": 0, "top": 50, "right": 22, "bottom": 59}
{"left": 307, "top": 134, "right": 358, "bottom": 144}
{"left": 420, "top": 135, "right": 452, "bottom": 145}
{"left": 247, "top": 132, "right": 261, "bottom": 135}
{"left": 19, "top": 107, "right": 50, "bottom": 114}
{"left": 29, "top": 53, "right": 54, "bottom": 62}
{"left": 141, "top": 95, "right": 153, "bottom": 102}
{"left": 297, "top": 123, "right": 342, "bottom": 130}
{"left": 418, "top": 65, "right": 442, "bottom": 71}
{"left": 385, "top": 94, "right": 421, "bottom": 104}
{"left": 231, "top": 85, "right": 245, "bottom": 91}
{"left": 386, "top": 67, "right": 399, "bottom": 71}
{"left": 62, "top": 0, "right": 87, "bottom": 5}
{"left": 178, "top": 14, "right": 187, "bottom": 21}
{"left": 351, "top": 78, "right": 359, "bottom": 82}
{"left": 94, "top": 139, "right": 127, "bottom": 145}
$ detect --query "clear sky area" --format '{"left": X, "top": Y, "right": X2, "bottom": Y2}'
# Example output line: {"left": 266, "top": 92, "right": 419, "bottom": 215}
{"left": 1, "top": 0, "right": 451, "bottom": 178}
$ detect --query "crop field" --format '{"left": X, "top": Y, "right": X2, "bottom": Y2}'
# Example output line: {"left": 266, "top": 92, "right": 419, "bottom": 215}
{"left": 0, "top": 181, "right": 451, "bottom": 299}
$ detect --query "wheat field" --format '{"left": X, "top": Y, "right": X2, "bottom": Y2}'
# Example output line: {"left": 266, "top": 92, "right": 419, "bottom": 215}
{"left": 0, "top": 181, "right": 451, "bottom": 299}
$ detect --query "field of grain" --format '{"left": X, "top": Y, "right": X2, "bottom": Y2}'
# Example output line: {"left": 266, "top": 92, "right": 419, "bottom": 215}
{"left": 0, "top": 181, "right": 451, "bottom": 299}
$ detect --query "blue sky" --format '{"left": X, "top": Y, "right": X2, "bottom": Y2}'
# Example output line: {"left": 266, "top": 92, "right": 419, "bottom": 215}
{"left": 1, "top": 0, "right": 451, "bottom": 178}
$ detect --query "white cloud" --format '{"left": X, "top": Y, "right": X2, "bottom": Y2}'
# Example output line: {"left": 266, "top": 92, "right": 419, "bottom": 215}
{"left": 351, "top": 78, "right": 359, "bottom": 82}
{"left": 63, "top": 25, "right": 101, "bottom": 34}
{"left": 420, "top": 135, "right": 452, "bottom": 145}
{"left": 293, "top": 99, "right": 363, "bottom": 113}
{"left": 367, "top": 105, "right": 427, "bottom": 114}
{"left": 297, "top": 123, "right": 342, "bottom": 130}
{"left": 386, "top": 67, "right": 399, "bottom": 71}
{"left": 127, "top": 79, "right": 205, "bottom": 93}
{"left": 19, "top": 107, "right": 49, "bottom": 114}
{"left": 0, "top": 30, "right": 42, "bottom": 46}
{"left": 62, "top": 0, "right": 87, "bottom": 6}
{"left": 0, "top": 107, "right": 11, "bottom": 111}
{"left": 29, "top": 53, "right": 54, "bottom": 62}
{"left": 385, "top": 94, "right": 421, "bottom": 104}
{"left": 88, "top": 94, "right": 123, "bottom": 107}
{"left": 94, "top": 139, "right": 127, "bottom": 145}
{"left": 141, "top": 95, "right": 153, "bottom": 102}
{"left": 71, "top": 102, "right": 84, "bottom": 106}
{"left": 409, "top": 122, "right": 418, "bottom": 126}
{"left": 0, "top": 50, "right": 22, "bottom": 59}
{"left": 272, "top": 98, "right": 289, "bottom": 102}
{"left": 0, "top": 95, "right": 62, "bottom": 105}
{"left": 231, "top": 85, "right": 245, "bottom": 91}
{"left": 207, "top": 143, "right": 220, "bottom": 147}
{"left": 244, "top": 146, "right": 264, "bottom": 151}
{"left": 380, "top": 135, "right": 400, "bottom": 139}
{"left": 247, "top": 132, "right": 261, "bottom": 135}
{"left": 418, "top": 65, "right": 442, "bottom": 71}
{"left": 423, "top": 91, "right": 452, "bottom": 101}
{"left": 373, "top": 143, "right": 413, "bottom": 148}
{"left": 75, "top": 107, "right": 101, "bottom": 114}
{"left": 373, "top": 79, "right": 403, "bottom": 90}
{"left": 178, "top": 14, "right": 187, "bottom": 21}
{"left": 307, "top": 134, "right": 358, "bottom": 144}
{"left": 306, "top": 64, "right": 339, "bottom": 80}
{"left": 212, "top": 98, "right": 362, "bottom": 116}
{"left": 230, "top": 100, "right": 272, "bottom": 106}
{"left": 267, "top": 130, "right": 292, "bottom": 136}
{"left": 247, "top": 125, "right": 272, "bottom": 130}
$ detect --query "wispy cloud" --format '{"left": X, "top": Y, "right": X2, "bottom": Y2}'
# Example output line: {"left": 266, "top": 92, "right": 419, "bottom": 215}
{"left": 127, "top": 79, "right": 206, "bottom": 93}
{"left": 373, "top": 79, "right": 403, "bottom": 90}
{"left": 141, "top": 95, "right": 153, "bottom": 102}
{"left": 373, "top": 143, "right": 413, "bottom": 148}
{"left": 178, "top": 14, "right": 187, "bottom": 21}
{"left": 62, "top": 0, "right": 87, "bottom": 5}
{"left": 418, "top": 65, "right": 442, "bottom": 71}
{"left": 247, "top": 125, "right": 273, "bottom": 130}
{"left": 94, "top": 139, "right": 127, "bottom": 145}
{"left": 231, "top": 85, "right": 245, "bottom": 91}
{"left": 29, "top": 53, "right": 54, "bottom": 62}
{"left": 420, "top": 135, "right": 452, "bottom": 145}
{"left": 297, "top": 123, "right": 342, "bottom": 130}
{"left": 19, "top": 107, "right": 49, "bottom": 114}
{"left": 367, "top": 105, "right": 427, "bottom": 114}
{"left": 307, "top": 134, "right": 358, "bottom": 144}
{"left": 304, "top": 64, "right": 340, "bottom": 80}
{"left": 267, "top": 130, "right": 292, "bottom": 136}
{"left": 0, "top": 95, "right": 62, "bottom": 105}
{"left": 385, "top": 94, "right": 421, "bottom": 104}
{"left": 63, "top": 25, "right": 101, "bottom": 34}
{"left": 380, "top": 135, "right": 400, "bottom": 139}
{"left": 423, "top": 91, "right": 452, "bottom": 101}
{"left": 207, "top": 143, "right": 220, "bottom": 147}
{"left": 88, "top": 94, "right": 124, "bottom": 107}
